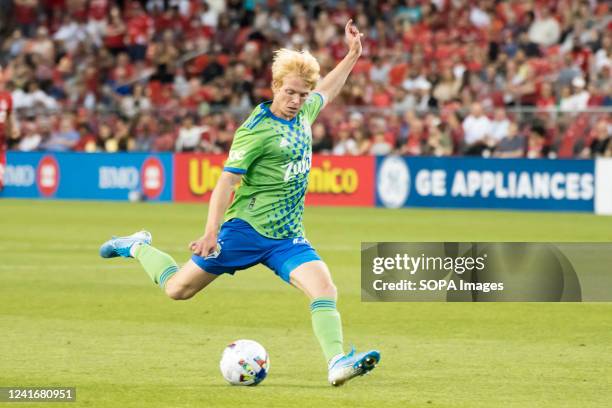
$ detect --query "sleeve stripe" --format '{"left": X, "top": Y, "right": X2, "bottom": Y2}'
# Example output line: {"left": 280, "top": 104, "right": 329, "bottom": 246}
{"left": 223, "top": 167, "right": 247, "bottom": 174}
{"left": 246, "top": 110, "right": 267, "bottom": 130}
{"left": 312, "top": 91, "right": 325, "bottom": 106}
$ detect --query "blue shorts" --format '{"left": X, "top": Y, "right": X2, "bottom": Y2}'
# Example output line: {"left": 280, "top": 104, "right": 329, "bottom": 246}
{"left": 191, "top": 218, "right": 321, "bottom": 283}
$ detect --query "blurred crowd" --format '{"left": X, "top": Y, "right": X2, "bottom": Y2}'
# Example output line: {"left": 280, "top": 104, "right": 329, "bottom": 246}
{"left": 0, "top": 0, "right": 611, "bottom": 158}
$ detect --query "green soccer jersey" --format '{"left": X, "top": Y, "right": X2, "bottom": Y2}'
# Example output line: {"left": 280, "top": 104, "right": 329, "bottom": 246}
{"left": 223, "top": 92, "right": 326, "bottom": 239}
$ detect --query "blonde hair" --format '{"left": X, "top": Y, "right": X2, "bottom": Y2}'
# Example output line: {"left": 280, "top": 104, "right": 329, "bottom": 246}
{"left": 271, "top": 48, "right": 320, "bottom": 91}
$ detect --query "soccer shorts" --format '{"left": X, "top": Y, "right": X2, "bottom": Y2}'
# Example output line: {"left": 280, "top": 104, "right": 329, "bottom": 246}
{"left": 191, "top": 218, "right": 321, "bottom": 283}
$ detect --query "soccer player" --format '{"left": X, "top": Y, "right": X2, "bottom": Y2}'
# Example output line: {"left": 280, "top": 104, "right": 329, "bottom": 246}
{"left": 100, "top": 20, "right": 380, "bottom": 386}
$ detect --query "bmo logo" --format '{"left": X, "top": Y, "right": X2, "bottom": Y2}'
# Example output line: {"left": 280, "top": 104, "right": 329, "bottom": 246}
{"left": 37, "top": 155, "right": 59, "bottom": 197}
{"left": 141, "top": 157, "right": 164, "bottom": 199}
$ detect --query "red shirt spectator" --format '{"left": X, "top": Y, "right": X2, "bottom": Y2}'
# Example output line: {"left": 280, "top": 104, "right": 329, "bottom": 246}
{"left": 88, "top": 0, "right": 109, "bottom": 21}
{"left": 127, "top": 8, "right": 153, "bottom": 46}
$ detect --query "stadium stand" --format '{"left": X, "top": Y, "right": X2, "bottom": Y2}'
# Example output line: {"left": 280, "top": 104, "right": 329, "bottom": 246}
{"left": 0, "top": 0, "right": 610, "bottom": 157}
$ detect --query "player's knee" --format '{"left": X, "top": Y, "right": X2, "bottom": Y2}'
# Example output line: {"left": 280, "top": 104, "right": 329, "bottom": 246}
{"left": 319, "top": 281, "right": 337, "bottom": 300}
{"left": 164, "top": 282, "right": 195, "bottom": 300}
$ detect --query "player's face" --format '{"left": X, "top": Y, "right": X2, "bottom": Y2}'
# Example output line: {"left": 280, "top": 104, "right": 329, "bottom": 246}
{"left": 272, "top": 74, "right": 311, "bottom": 119}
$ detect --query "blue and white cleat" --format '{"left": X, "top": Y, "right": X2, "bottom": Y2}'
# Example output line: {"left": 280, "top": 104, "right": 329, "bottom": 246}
{"left": 328, "top": 348, "right": 381, "bottom": 387}
{"left": 99, "top": 230, "right": 152, "bottom": 258}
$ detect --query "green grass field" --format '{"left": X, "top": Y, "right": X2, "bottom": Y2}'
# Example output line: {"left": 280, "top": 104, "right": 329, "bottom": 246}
{"left": 1, "top": 199, "right": 611, "bottom": 407}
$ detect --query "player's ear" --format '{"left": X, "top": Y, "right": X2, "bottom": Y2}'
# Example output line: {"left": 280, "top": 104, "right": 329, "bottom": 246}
{"left": 271, "top": 78, "right": 282, "bottom": 94}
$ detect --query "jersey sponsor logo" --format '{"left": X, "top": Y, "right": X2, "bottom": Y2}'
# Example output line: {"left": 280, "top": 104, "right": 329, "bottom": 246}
{"left": 283, "top": 155, "right": 311, "bottom": 182}
{"left": 292, "top": 237, "right": 310, "bottom": 245}
{"left": 141, "top": 156, "right": 164, "bottom": 199}
{"left": 36, "top": 155, "right": 60, "bottom": 197}
{"left": 279, "top": 138, "right": 291, "bottom": 148}
{"left": 228, "top": 150, "right": 245, "bottom": 162}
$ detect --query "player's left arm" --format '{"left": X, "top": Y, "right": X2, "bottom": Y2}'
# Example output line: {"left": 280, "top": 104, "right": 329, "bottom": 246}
{"left": 314, "top": 19, "right": 363, "bottom": 108}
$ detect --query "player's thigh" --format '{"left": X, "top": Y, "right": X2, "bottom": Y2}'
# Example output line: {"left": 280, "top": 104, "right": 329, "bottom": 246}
{"left": 166, "top": 259, "right": 219, "bottom": 294}
{"left": 289, "top": 260, "right": 337, "bottom": 300}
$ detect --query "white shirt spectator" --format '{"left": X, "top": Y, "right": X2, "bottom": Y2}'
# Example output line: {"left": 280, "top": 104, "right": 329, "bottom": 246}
{"left": 332, "top": 138, "right": 358, "bottom": 155}
{"left": 370, "top": 63, "right": 391, "bottom": 84}
{"left": 402, "top": 75, "right": 430, "bottom": 92}
{"left": 175, "top": 125, "right": 204, "bottom": 151}
{"left": 470, "top": 6, "right": 491, "bottom": 28}
{"left": 18, "top": 132, "right": 42, "bottom": 151}
{"left": 490, "top": 118, "right": 511, "bottom": 143}
{"left": 560, "top": 90, "right": 590, "bottom": 112}
{"left": 594, "top": 49, "right": 611, "bottom": 73}
{"left": 53, "top": 21, "right": 88, "bottom": 53}
{"left": 528, "top": 15, "right": 560, "bottom": 47}
{"left": 463, "top": 115, "right": 492, "bottom": 145}
{"left": 201, "top": 6, "right": 219, "bottom": 28}
{"left": 12, "top": 88, "right": 57, "bottom": 110}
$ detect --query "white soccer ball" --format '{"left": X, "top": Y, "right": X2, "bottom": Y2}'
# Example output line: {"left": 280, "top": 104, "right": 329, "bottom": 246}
{"left": 220, "top": 339, "right": 270, "bottom": 386}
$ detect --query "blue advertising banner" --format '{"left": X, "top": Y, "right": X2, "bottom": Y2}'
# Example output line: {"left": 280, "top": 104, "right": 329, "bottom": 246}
{"left": 376, "top": 156, "right": 595, "bottom": 212}
{"left": 1, "top": 152, "right": 173, "bottom": 201}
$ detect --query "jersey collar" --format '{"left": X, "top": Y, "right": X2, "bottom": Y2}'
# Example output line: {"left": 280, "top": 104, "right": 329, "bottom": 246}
{"left": 261, "top": 101, "right": 298, "bottom": 126}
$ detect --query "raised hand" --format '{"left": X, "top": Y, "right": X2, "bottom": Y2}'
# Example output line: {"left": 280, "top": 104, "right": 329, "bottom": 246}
{"left": 344, "top": 19, "right": 363, "bottom": 56}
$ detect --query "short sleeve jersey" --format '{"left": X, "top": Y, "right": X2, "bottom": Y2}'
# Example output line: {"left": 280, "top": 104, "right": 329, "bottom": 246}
{"left": 223, "top": 92, "right": 325, "bottom": 239}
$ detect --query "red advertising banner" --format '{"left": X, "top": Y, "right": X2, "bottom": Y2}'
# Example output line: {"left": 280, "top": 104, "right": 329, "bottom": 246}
{"left": 174, "top": 153, "right": 226, "bottom": 202}
{"left": 306, "top": 155, "right": 374, "bottom": 206}
{"left": 174, "top": 153, "right": 375, "bottom": 206}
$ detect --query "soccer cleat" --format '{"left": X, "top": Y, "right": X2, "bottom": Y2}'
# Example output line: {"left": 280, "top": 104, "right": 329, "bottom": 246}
{"left": 328, "top": 347, "right": 381, "bottom": 387}
{"left": 99, "top": 230, "right": 152, "bottom": 258}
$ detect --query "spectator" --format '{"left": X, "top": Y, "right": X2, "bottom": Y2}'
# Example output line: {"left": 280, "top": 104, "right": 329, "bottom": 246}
{"left": 528, "top": 7, "right": 561, "bottom": 47}
{"left": 73, "top": 124, "right": 97, "bottom": 152}
{"left": 42, "top": 115, "right": 80, "bottom": 151}
{"left": 353, "top": 128, "right": 371, "bottom": 155}
{"left": 432, "top": 67, "right": 461, "bottom": 106}
{"left": 526, "top": 125, "right": 548, "bottom": 159}
{"left": 400, "top": 117, "right": 426, "bottom": 156}
{"left": 494, "top": 122, "right": 525, "bottom": 158}
{"left": 120, "top": 83, "right": 152, "bottom": 118}
{"left": 369, "top": 132, "right": 393, "bottom": 156}
{"left": 312, "top": 123, "right": 333, "bottom": 154}
{"left": 175, "top": 115, "right": 204, "bottom": 152}
{"left": 560, "top": 77, "right": 590, "bottom": 112}
{"left": 104, "top": 6, "right": 127, "bottom": 55}
{"left": 581, "top": 120, "right": 611, "bottom": 158}
{"left": 17, "top": 119, "right": 41, "bottom": 151}
{"left": 462, "top": 102, "right": 492, "bottom": 156}
{"left": 12, "top": 81, "right": 58, "bottom": 111}
{"left": 53, "top": 14, "right": 87, "bottom": 54}
{"left": 370, "top": 56, "right": 391, "bottom": 84}
{"left": 490, "top": 108, "right": 511, "bottom": 144}
{"left": 332, "top": 123, "right": 358, "bottom": 156}
{"left": 423, "top": 124, "right": 452, "bottom": 157}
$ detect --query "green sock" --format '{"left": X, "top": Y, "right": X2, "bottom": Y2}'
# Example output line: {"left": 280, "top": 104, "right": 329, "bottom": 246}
{"left": 132, "top": 244, "right": 178, "bottom": 289}
{"left": 311, "top": 297, "right": 344, "bottom": 362}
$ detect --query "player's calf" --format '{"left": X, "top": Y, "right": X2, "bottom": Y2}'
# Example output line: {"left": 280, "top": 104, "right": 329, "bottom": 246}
{"left": 164, "top": 277, "right": 198, "bottom": 300}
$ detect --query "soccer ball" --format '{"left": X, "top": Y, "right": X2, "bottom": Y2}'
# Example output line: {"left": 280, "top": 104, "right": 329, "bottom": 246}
{"left": 220, "top": 339, "right": 270, "bottom": 386}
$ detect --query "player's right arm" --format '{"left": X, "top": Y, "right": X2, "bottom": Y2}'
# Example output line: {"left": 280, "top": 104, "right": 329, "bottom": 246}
{"left": 189, "top": 126, "right": 262, "bottom": 257}
{"left": 190, "top": 171, "right": 242, "bottom": 256}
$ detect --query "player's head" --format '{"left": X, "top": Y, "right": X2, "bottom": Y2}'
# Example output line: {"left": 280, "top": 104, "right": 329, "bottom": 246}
{"left": 271, "top": 49, "right": 320, "bottom": 118}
